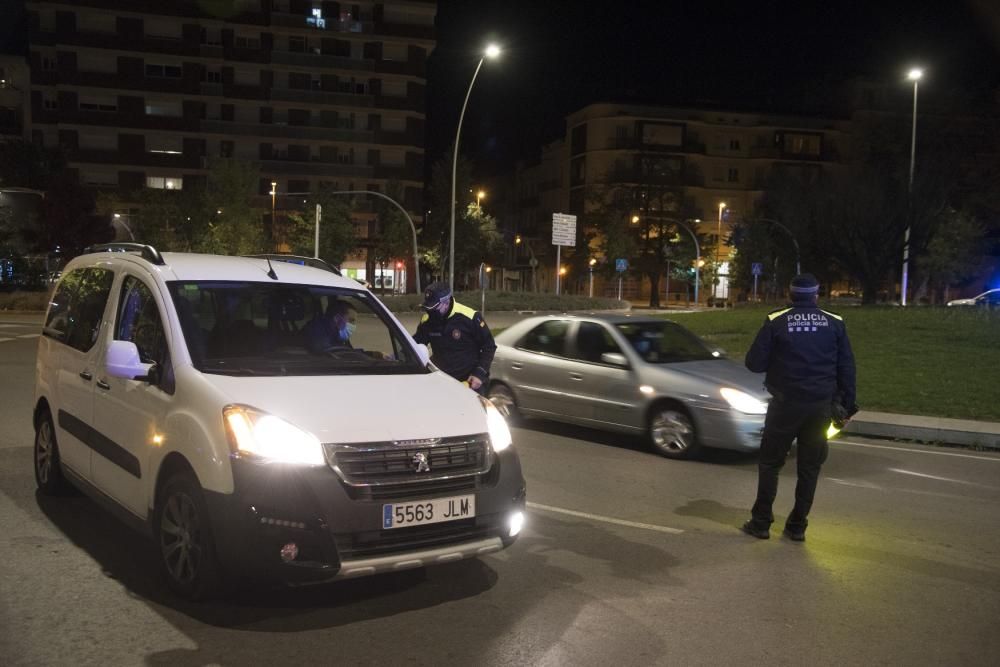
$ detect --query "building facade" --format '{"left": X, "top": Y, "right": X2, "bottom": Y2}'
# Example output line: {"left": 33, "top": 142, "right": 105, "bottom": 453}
{"left": 25, "top": 0, "right": 436, "bottom": 286}
{"left": 0, "top": 55, "right": 31, "bottom": 142}
{"left": 504, "top": 102, "right": 851, "bottom": 300}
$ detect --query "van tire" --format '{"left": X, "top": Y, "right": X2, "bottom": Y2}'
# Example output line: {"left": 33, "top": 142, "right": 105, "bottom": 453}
{"left": 155, "top": 472, "right": 222, "bottom": 600}
{"left": 34, "top": 410, "right": 73, "bottom": 495}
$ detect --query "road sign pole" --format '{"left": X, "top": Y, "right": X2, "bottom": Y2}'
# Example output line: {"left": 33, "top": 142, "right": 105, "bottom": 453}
{"left": 555, "top": 245, "right": 561, "bottom": 295}
{"left": 753, "top": 274, "right": 758, "bottom": 301}
{"left": 618, "top": 276, "right": 622, "bottom": 301}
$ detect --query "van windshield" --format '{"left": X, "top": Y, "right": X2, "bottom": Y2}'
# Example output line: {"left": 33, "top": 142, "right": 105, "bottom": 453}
{"left": 167, "top": 281, "right": 426, "bottom": 376}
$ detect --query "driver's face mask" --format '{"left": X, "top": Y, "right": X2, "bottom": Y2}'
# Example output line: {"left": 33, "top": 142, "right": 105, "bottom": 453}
{"left": 342, "top": 322, "right": 357, "bottom": 339}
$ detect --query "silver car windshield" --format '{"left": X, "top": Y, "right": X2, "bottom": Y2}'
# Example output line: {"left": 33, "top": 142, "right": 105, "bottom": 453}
{"left": 167, "top": 281, "right": 425, "bottom": 376}
{"left": 615, "top": 321, "right": 718, "bottom": 364}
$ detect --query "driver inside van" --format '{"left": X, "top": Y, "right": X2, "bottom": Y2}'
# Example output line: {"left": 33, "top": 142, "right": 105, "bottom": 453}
{"left": 304, "top": 299, "right": 357, "bottom": 353}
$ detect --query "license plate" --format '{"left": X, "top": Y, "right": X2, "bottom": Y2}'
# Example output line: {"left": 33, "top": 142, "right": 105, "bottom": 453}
{"left": 382, "top": 495, "right": 475, "bottom": 529}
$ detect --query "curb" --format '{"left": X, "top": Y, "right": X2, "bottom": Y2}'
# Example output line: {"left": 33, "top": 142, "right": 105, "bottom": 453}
{"left": 846, "top": 411, "right": 1000, "bottom": 450}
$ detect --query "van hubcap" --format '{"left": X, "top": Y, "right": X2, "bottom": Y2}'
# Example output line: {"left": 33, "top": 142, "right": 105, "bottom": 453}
{"left": 160, "top": 493, "right": 202, "bottom": 584}
{"left": 36, "top": 421, "right": 53, "bottom": 484}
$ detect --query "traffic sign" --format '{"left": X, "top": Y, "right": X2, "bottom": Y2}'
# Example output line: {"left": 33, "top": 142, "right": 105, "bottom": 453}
{"left": 616, "top": 258, "right": 628, "bottom": 273}
{"left": 752, "top": 262, "right": 763, "bottom": 276}
{"left": 551, "top": 213, "right": 577, "bottom": 247}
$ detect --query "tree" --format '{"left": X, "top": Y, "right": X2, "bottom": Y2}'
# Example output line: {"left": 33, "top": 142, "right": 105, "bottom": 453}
{"left": 284, "top": 185, "right": 357, "bottom": 266}
{"left": 371, "top": 182, "right": 414, "bottom": 291}
{"left": 453, "top": 202, "right": 504, "bottom": 288}
{"left": 129, "top": 188, "right": 204, "bottom": 251}
{"left": 425, "top": 150, "right": 473, "bottom": 281}
{"left": 29, "top": 172, "right": 114, "bottom": 256}
{"left": 192, "top": 158, "right": 265, "bottom": 255}
{"left": 915, "top": 209, "right": 987, "bottom": 302}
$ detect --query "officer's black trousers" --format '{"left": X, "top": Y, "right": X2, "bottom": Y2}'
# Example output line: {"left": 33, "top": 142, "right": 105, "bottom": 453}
{"left": 750, "top": 399, "right": 830, "bottom": 531}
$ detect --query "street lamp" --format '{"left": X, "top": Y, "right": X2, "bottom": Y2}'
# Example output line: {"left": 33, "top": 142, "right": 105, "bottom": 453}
{"left": 476, "top": 190, "right": 486, "bottom": 207}
{"left": 589, "top": 258, "right": 597, "bottom": 297}
{"left": 449, "top": 43, "right": 501, "bottom": 290}
{"left": 901, "top": 67, "right": 923, "bottom": 307}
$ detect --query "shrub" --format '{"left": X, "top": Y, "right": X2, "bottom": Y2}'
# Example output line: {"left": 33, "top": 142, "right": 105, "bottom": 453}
{"left": 0, "top": 290, "right": 52, "bottom": 312}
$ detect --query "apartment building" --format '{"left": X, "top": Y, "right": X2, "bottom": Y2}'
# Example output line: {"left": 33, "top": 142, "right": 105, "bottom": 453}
{"left": 506, "top": 102, "right": 850, "bottom": 299}
{"left": 0, "top": 56, "right": 31, "bottom": 143}
{"left": 25, "top": 0, "right": 435, "bottom": 283}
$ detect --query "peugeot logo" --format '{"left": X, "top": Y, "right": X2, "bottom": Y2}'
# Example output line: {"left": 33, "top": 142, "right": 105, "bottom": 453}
{"left": 412, "top": 451, "right": 431, "bottom": 473}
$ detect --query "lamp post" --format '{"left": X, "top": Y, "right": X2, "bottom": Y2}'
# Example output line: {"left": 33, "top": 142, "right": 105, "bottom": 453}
{"left": 901, "top": 67, "right": 922, "bottom": 307}
{"left": 588, "top": 258, "right": 596, "bottom": 297}
{"left": 716, "top": 203, "right": 726, "bottom": 303}
{"left": 449, "top": 43, "right": 501, "bottom": 290}
{"left": 476, "top": 190, "right": 486, "bottom": 208}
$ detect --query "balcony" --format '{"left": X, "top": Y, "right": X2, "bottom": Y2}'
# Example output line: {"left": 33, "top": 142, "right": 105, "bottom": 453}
{"left": 374, "top": 22, "right": 435, "bottom": 41}
{"left": 605, "top": 136, "right": 706, "bottom": 154}
{"left": 373, "top": 164, "right": 421, "bottom": 181}
{"left": 259, "top": 158, "right": 374, "bottom": 179}
{"left": 604, "top": 167, "right": 703, "bottom": 187}
{"left": 749, "top": 145, "right": 839, "bottom": 161}
{"left": 271, "top": 12, "right": 373, "bottom": 34}
{"left": 271, "top": 50, "right": 376, "bottom": 72}
{"left": 201, "top": 120, "right": 374, "bottom": 143}
{"left": 271, "top": 87, "right": 374, "bottom": 107}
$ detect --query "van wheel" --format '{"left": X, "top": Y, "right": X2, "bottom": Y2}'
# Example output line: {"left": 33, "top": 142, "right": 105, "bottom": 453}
{"left": 155, "top": 472, "right": 221, "bottom": 600}
{"left": 487, "top": 383, "right": 521, "bottom": 424}
{"left": 34, "top": 410, "right": 72, "bottom": 495}
{"left": 648, "top": 405, "right": 700, "bottom": 459}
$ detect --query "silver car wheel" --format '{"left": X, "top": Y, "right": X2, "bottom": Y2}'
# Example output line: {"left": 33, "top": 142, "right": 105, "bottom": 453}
{"left": 650, "top": 409, "right": 696, "bottom": 456}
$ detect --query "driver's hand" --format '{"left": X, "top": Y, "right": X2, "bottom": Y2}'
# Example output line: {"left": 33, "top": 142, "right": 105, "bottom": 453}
{"left": 467, "top": 376, "right": 483, "bottom": 390}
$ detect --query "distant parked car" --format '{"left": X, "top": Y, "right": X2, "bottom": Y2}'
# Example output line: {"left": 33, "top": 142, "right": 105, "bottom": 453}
{"left": 488, "top": 314, "right": 768, "bottom": 460}
{"left": 947, "top": 289, "right": 1000, "bottom": 307}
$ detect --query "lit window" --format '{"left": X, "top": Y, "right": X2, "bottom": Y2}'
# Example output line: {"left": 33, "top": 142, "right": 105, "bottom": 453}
{"left": 146, "top": 176, "right": 183, "bottom": 190}
{"left": 145, "top": 101, "right": 182, "bottom": 117}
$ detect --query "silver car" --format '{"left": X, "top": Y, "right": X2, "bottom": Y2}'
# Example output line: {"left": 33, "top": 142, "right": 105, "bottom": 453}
{"left": 488, "top": 314, "right": 769, "bottom": 459}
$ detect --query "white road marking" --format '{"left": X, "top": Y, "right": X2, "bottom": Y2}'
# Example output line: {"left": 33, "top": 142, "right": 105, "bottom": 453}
{"left": 836, "top": 439, "right": 1000, "bottom": 462}
{"left": 0, "top": 337, "right": 12, "bottom": 343}
{"left": 827, "top": 477, "right": 882, "bottom": 490}
{"left": 888, "top": 467, "right": 996, "bottom": 488}
{"left": 527, "top": 501, "right": 684, "bottom": 534}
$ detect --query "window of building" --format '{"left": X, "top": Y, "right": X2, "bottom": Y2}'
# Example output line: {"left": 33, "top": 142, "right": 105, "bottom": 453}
{"left": 78, "top": 52, "right": 117, "bottom": 73}
{"left": 41, "top": 55, "right": 56, "bottom": 71}
{"left": 640, "top": 122, "right": 683, "bottom": 147}
{"left": 234, "top": 69, "right": 258, "bottom": 86}
{"left": 78, "top": 12, "right": 116, "bottom": 34}
{"left": 145, "top": 101, "right": 182, "bottom": 117}
{"left": 205, "top": 69, "right": 222, "bottom": 83}
{"left": 146, "top": 176, "right": 183, "bottom": 190}
{"left": 219, "top": 140, "right": 234, "bottom": 158}
{"left": 381, "top": 79, "right": 406, "bottom": 97}
{"left": 80, "top": 167, "right": 118, "bottom": 185}
{"left": 235, "top": 34, "right": 261, "bottom": 49}
{"left": 729, "top": 139, "right": 741, "bottom": 150}
{"left": 727, "top": 167, "right": 739, "bottom": 182}
{"left": 336, "top": 148, "right": 354, "bottom": 165}
{"left": 202, "top": 27, "right": 222, "bottom": 45}
{"left": 145, "top": 18, "right": 182, "bottom": 40}
{"left": 147, "top": 135, "right": 183, "bottom": 154}
{"left": 381, "top": 115, "right": 405, "bottom": 132}
{"left": 42, "top": 96, "right": 58, "bottom": 111}
{"left": 79, "top": 132, "right": 117, "bottom": 150}
{"left": 782, "top": 133, "right": 821, "bottom": 156}
{"left": 289, "top": 36, "right": 306, "bottom": 52}
{"left": 146, "top": 63, "right": 183, "bottom": 78}
{"left": 383, "top": 42, "right": 407, "bottom": 61}
{"left": 79, "top": 96, "right": 118, "bottom": 112}
{"left": 381, "top": 149, "right": 404, "bottom": 166}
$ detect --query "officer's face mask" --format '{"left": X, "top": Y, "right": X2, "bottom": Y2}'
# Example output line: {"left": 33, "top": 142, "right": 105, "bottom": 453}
{"left": 339, "top": 321, "right": 356, "bottom": 340}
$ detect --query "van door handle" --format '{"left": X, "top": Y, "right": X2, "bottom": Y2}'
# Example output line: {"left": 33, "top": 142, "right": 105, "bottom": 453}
{"left": 96, "top": 379, "right": 111, "bottom": 390}
{"left": 569, "top": 373, "right": 584, "bottom": 381}
{"left": 79, "top": 371, "right": 93, "bottom": 382}
{"left": 510, "top": 362, "right": 523, "bottom": 370}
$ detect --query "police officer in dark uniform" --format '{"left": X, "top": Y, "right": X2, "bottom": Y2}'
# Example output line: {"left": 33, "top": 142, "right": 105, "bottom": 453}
{"left": 741, "top": 273, "right": 857, "bottom": 542}
{"left": 413, "top": 281, "right": 497, "bottom": 394}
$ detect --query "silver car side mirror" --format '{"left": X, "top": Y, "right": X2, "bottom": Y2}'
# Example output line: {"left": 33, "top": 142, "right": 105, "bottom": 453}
{"left": 600, "top": 352, "right": 629, "bottom": 367}
{"left": 105, "top": 340, "right": 154, "bottom": 381}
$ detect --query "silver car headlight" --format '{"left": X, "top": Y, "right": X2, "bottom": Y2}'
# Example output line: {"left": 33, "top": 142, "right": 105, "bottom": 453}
{"left": 720, "top": 387, "right": 768, "bottom": 415}
{"left": 223, "top": 405, "right": 325, "bottom": 466}
{"left": 479, "top": 395, "right": 512, "bottom": 452}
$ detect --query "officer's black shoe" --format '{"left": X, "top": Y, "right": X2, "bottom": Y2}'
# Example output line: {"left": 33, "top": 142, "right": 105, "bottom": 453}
{"left": 741, "top": 521, "right": 770, "bottom": 540}
{"left": 782, "top": 526, "right": 806, "bottom": 542}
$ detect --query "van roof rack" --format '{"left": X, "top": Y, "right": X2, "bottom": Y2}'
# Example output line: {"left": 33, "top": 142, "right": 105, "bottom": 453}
{"left": 84, "top": 243, "right": 165, "bottom": 266}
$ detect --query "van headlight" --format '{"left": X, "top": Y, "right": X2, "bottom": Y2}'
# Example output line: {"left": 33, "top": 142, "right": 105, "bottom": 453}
{"left": 720, "top": 387, "right": 769, "bottom": 415}
{"left": 479, "top": 395, "right": 512, "bottom": 452}
{"left": 223, "top": 405, "right": 325, "bottom": 466}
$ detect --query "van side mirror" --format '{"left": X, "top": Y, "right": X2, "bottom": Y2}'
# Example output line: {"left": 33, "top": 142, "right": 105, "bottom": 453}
{"left": 600, "top": 352, "right": 629, "bottom": 367}
{"left": 106, "top": 340, "right": 154, "bottom": 381}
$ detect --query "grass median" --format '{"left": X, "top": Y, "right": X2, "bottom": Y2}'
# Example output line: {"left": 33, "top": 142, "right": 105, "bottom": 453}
{"left": 662, "top": 305, "right": 1000, "bottom": 422}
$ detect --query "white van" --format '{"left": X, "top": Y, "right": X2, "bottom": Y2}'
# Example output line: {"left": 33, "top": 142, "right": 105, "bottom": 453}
{"left": 33, "top": 244, "right": 525, "bottom": 599}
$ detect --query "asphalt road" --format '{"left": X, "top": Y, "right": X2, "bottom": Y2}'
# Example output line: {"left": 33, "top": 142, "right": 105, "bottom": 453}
{"left": 2, "top": 315, "right": 999, "bottom": 666}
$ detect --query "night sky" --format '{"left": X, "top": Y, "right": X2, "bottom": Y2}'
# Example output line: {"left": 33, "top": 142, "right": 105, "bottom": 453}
{"left": 426, "top": 0, "right": 1000, "bottom": 176}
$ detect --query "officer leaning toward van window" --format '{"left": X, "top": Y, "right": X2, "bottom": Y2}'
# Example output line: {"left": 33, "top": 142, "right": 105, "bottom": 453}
{"left": 414, "top": 281, "right": 497, "bottom": 395}
{"left": 741, "top": 273, "right": 857, "bottom": 542}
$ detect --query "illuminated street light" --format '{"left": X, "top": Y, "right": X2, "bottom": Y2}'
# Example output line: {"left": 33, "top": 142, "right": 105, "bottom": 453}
{"left": 902, "top": 67, "right": 923, "bottom": 306}
{"left": 716, "top": 203, "right": 727, "bottom": 304}
{"left": 631, "top": 215, "right": 640, "bottom": 224}
{"left": 449, "top": 43, "right": 502, "bottom": 290}
{"left": 476, "top": 189, "right": 486, "bottom": 207}
{"left": 588, "top": 258, "right": 597, "bottom": 297}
